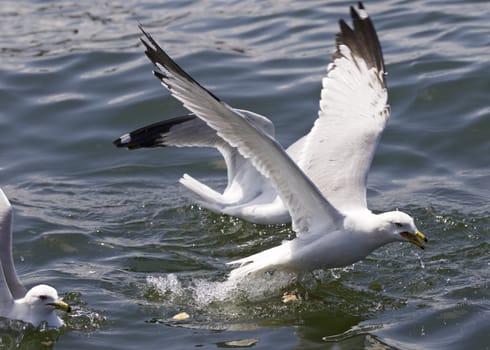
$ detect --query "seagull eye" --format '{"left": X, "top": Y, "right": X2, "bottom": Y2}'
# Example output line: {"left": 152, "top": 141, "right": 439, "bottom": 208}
{"left": 395, "top": 223, "right": 403, "bottom": 228}
{"left": 39, "top": 295, "right": 48, "bottom": 301}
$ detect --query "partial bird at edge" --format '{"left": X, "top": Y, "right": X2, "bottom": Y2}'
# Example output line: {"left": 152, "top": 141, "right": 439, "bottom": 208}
{"left": 0, "top": 189, "right": 71, "bottom": 327}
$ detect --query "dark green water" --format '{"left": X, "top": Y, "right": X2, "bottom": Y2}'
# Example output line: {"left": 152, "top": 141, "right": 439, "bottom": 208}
{"left": 0, "top": 0, "right": 489, "bottom": 349}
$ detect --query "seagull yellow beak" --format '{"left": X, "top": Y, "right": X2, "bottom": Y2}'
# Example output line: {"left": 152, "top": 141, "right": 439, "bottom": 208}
{"left": 48, "top": 300, "right": 72, "bottom": 313}
{"left": 400, "top": 230, "right": 428, "bottom": 250}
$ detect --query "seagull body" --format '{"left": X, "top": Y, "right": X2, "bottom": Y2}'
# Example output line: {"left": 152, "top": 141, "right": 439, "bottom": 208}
{"left": 0, "top": 189, "right": 70, "bottom": 327}
{"left": 124, "top": 2, "right": 427, "bottom": 280}
{"left": 227, "top": 209, "right": 419, "bottom": 279}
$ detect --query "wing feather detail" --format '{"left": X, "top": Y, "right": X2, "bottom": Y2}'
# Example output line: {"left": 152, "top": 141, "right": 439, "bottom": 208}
{"left": 139, "top": 27, "right": 342, "bottom": 234}
{"left": 297, "top": 3, "right": 389, "bottom": 212}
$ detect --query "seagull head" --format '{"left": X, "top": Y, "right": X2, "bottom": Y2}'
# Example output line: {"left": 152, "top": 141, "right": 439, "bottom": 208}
{"left": 21, "top": 284, "right": 71, "bottom": 327}
{"left": 380, "top": 210, "right": 427, "bottom": 249}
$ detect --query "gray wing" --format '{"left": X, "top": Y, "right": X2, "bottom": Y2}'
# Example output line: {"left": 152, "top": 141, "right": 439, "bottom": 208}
{"left": 113, "top": 114, "right": 242, "bottom": 181}
{"left": 295, "top": 3, "right": 389, "bottom": 212}
{"left": 113, "top": 112, "right": 274, "bottom": 151}
{"left": 0, "top": 189, "right": 24, "bottom": 314}
{"left": 113, "top": 110, "right": 274, "bottom": 192}
{"left": 139, "top": 27, "right": 343, "bottom": 235}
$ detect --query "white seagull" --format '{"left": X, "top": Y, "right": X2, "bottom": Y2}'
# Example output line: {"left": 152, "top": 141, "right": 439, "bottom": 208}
{"left": 125, "top": 2, "right": 428, "bottom": 280}
{"left": 114, "top": 111, "right": 290, "bottom": 224}
{"left": 0, "top": 189, "right": 71, "bottom": 327}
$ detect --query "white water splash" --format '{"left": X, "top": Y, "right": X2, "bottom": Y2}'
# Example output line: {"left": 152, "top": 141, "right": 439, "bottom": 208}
{"left": 146, "top": 271, "right": 295, "bottom": 309}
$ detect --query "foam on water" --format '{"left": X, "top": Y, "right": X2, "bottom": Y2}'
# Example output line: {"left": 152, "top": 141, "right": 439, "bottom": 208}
{"left": 147, "top": 271, "right": 295, "bottom": 309}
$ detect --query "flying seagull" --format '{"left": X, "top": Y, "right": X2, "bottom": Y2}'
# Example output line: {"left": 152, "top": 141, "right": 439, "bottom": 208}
{"left": 122, "top": 2, "right": 428, "bottom": 280}
{"left": 0, "top": 189, "right": 71, "bottom": 327}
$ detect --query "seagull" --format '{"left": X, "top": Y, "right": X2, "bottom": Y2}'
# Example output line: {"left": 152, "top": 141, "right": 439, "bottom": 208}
{"left": 127, "top": 2, "right": 428, "bottom": 280}
{"left": 0, "top": 189, "right": 71, "bottom": 327}
{"left": 114, "top": 112, "right": 291, "bottom": 224}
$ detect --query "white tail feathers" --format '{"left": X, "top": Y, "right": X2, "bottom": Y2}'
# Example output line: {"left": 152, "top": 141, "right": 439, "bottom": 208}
{"left": 179, "top": 174, "right": 226, "bottom": 212}
{"left": 227, "top": 260, "right": 269, "bottom": 281}
{"left": 227, "top": 242, "right": 292, "bottom": 280}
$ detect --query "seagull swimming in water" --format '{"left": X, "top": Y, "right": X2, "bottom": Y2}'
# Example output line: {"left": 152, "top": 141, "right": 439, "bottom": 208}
{"left": 0, "top": 189, "right": 71, "bottom": 327}
{"left": 117, "top": 2, "right": 427, "bottom": 280}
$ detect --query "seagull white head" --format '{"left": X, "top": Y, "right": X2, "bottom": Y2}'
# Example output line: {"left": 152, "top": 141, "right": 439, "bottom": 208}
{"left": 377, "top": 210, "right": 427, "bottom": 249}
{"left": 14, "top": 284, "right": 71, "bottom": 328}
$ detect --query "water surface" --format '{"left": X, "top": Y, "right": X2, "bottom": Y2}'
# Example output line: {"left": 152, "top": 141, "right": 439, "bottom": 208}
{"left": 0, "top": 0, "right": 489, "bottom": 349}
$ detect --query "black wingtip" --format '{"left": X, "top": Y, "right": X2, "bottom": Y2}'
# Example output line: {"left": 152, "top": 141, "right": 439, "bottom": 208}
{"left": 113, "top": 133, "right": 140, "bottom": 149}
{"left": 335, "top": 2, "right": 385, "bottom": 84}
{"left": 153, "top": 70, "right": 166, "bottom": 80}
{"left": 113, "top": 115, "right": 197, "bottom": 150}
{"left": 137, "top": 25, "right": 225, "bottom": 104}
{"left": 350, "top": 4, "right": 359, "bottom": 21}
{"left": 139, "top": 24, "right": 151, "bottom": 42}
{"left": 113, "top": 137, "right": 123, "bottom": 147}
